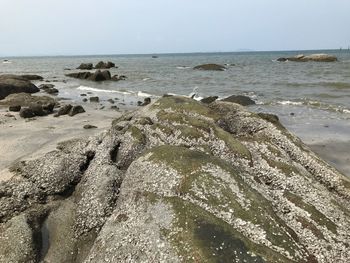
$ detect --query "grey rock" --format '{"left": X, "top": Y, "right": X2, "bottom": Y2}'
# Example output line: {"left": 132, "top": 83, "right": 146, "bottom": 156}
{"left": 194, "top": 63, "right": 227, "bottom": 71}
{"left": 89, "top": 96, "right": 99, "bottom": 103}
{"left": 77, "top": 63, "right": 93, "bottom": 70}
{"left": 8, "top": 105, "right": 21, "bottom": 112}
{"left": 0, "top": 75, "right": 39, "bottom": 100}
{"left": 222, "top": 95, "right": 256, "bottom": 106}
{"left": 69, "top": 105, "right": 85, "bottom": 116}
{"left": 19, "top": 108, "right": 35, "bottom": 118}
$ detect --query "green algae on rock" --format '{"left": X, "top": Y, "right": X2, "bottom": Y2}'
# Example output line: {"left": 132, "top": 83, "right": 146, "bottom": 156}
{"left": 1, "top": 96, "right": 350, "bottom": 262}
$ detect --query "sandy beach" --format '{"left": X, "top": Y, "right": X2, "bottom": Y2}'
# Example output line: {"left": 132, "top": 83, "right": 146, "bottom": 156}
{"left": 0, "top": 103, "right": 125, "bottom": 182}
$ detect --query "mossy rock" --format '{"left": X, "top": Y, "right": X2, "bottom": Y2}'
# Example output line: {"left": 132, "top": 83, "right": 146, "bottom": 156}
{"left": 153, "top": 96, "right": 220, "bottom": 120}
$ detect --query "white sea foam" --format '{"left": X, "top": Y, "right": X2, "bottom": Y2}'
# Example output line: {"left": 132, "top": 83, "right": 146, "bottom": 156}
{"left": 176, "top": 66, "right": 191, "bottom": 69}
{"left": 137, "top": 91, "right": 154, "bottom": 97}
{"left": 77, "top": 86, "right": 132, "bottom": 95}
{"left": 277, "top": 100, "right": 303, "bottom": 106}
{"left": 142, "top": 78, "right": 151, "bottom": 81}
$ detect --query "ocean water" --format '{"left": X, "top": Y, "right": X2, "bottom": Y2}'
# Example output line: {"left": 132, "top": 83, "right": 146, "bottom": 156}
{"left": 1, "top": 50, "right": 350, "bottom": 143}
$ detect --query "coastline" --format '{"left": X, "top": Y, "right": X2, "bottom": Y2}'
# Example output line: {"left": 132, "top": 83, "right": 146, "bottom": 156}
{"left": 0, "top": 103, "right": 127, "bottom": 182}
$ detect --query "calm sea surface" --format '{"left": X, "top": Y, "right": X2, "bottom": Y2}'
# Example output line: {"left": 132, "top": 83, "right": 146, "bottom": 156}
{"left": 1, "top": 50, "right": 350, "bottom": 143}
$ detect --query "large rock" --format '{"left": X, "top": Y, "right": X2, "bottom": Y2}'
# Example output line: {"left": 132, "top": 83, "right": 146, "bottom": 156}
{"left": 278, "top": 53, "right": 338, "bottom": 62}
{"left": 66, "top": 70, "right": 112, "bottom": 82}
{"left": 94, "top": 61, "right": 116, "bottom": 69}
{"left": 1, "top": 96, "right": 350, "bottom": 262}
{"left": 194, "top": 63, "right": 227, "bottom": 71}
{"left": 0, "top": 76, "right": 39, "bottom": 100}
{"left": 0, "top": 93, "right": 56, "bottom": 107}
{"left": 77, "top": 63, "right": 93, "bottom": 70}
{"left": 87, "top": 70, "right": 111, "bottom": 81}
{"left": 222, "top": 95, "right": 256, "bottom": 106}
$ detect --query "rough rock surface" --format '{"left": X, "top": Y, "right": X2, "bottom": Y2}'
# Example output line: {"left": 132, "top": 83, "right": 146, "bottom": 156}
{"left": 1, "top": 96, "right": 350, "bottom": 262}
{"left": 277, "top": 54, "right": 338, "bottom": 62}
{"left": 193, "top": 64, "right": 227, "bottom": 71}
{"left": 66, "top": 70, "right": 112, "bottom": 82}
{"left": 94, "top": 61, "right": 116, "bottom": 69}
{"left": 222, "top": 95, "right": 256, "bottom": 106}
{"left": 77, "top": 63, "right": 93, "bottom": 70}
{"left": 0, "top": 75, "right": 39, "bottom": 100}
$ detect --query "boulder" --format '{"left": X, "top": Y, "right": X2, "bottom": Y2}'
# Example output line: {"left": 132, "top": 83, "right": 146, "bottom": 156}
{"left": 8, "top": 105, "right": 21, "bottom": 112}
{"left": 277, "top": 53, "right": 338, "bottom": 62}
{"left": 0, "top": 93, "right": 56, "bottom": 108}
{"left": 89, "top": 97, "right": 99, "bottom": 103}
{"left": 88, "top": 70, "right": 111, "bottom": 81}
{"left": 1, "top": 96, "right": 350, "bottom": 262}
{"left": 194, "top": 63, "right": 227, "bottom": 71}
{"left": 39, "top": 84, "right": 59, "bottom": 95}
{"left": 77, "top": 63, "right": 93, "bottom": 70}
{"left": 28, "top": 104, "right": 46, "bottom": 116}
{"left": 0, "top": 76, "right": 39, "bottom": 100}
{"left": 65, "top": 72, "right": 93, "bottom": 80}
{"left": 201, "top": 96, "right": 218, "bottom": 104}
{"left": 222, "top": 95, "right": 256, "bottom": 106}
{"left": 19, "top": 108, "right": 35, "bottom": 118}
{"left": 55, "top": 104, "right": 73, "bottom": 117}
{"left": 69, "top": 105, "right": 85, "bottom": 116}
{"left": 94, "top": 61, "right": 116, "bottom": 69}
{"left": 137, "top": 97, "right": 151, "bottom": 106}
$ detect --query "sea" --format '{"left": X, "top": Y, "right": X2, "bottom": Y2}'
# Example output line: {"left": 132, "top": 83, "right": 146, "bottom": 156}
{"left": 1, "top": 49, "right": 350, "bottom": 144}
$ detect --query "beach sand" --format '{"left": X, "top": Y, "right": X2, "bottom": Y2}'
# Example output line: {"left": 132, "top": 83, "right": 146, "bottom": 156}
{"left": 0, "top": 104, "right": 125, "bottom": 182}
{"left": 309, "top": 141, "right": 350, "bottom": 177}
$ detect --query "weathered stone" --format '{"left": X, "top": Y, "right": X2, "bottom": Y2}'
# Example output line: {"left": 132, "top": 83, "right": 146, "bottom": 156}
{"left": 278, "top": 53, "right": 338, "bottom": 62}
{"left": 194, "top": 63, "right": 227, "bottom": 71}
{"left": 1, "top": 96, "right": 350, "bottom": 263}
{"left": 222, "top": 95, "right": 256, "bottom": 106}
{"left": 69, "top": 105, "right": 85, "bottom": 116}
{"left": 77, "top": 63, "right": 93, "bottom": 70}
{"left": 0, "top": 76, "right": 39, "bottom": 100}
{"left": 89, "top": 96, "right": 99, "bottom": 103}
{"left": 19, "top": 108, "right": 35, "bottom": 118}
{"left": 8, "top": 105, "right": 21, "bottom": 112}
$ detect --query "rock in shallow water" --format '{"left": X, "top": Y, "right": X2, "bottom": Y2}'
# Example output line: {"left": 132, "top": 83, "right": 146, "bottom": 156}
{"left": 1, "top": 96, "right": 350, "bottom": 262}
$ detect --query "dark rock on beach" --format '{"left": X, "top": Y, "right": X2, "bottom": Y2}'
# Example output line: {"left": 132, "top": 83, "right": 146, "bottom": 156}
{"left": 0, "top": 75, "right": 40, "bottom": 100}
{"left": 19, "top": 108, "right": 35, "bottom": 118}
{"left": 222, "top": 95, "right": 256, "bottom": 106}
{"left": 138, "top": 97, "right": 151, "bottom": 106}
{"left": 89, "top": 96, "right": 99, "bottom": 103}
{"left": 55, "top": 104, "right": 72, "bottom": 117}
{"left": 69, "top": 105, "right": 85, "bottom": 116}
{"left": 277, "top": 53, "right": 338, "bottom": 62}
{"left": 83, "top": 124, "right": 97, "bottom": 129}
{"left": 77, "top": 63, "right": 93, "bottom": 70}
{"left": 8, "top": 105, "right": 21, "bottom": 112}
{"left": 39, "top": 84, "right": 59, "bottom": 95}
{"left": 194, "top": 63, "right": 227, "bottom": 71}
{"left": 1, "top": 96, "right": 350, "bottom": 262}
{"left": 201, "top": 96, "right": 218, "bottom": 104}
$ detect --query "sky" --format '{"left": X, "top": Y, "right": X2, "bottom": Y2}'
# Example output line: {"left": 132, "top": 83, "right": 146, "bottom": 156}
{"left": 0, "top": 0, "right": 349, "bottom": 56}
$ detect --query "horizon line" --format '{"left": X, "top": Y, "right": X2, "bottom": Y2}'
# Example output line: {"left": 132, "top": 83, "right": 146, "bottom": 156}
{"left": 0, "top": 48, "right": 346, "bottom": 59}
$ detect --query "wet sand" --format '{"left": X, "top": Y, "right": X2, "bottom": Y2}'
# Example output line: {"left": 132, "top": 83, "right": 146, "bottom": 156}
{"left": 309, "top": 141, "right": 350, "bottom": 177}
{"left": 0, "top": 104, "right": 126, "bottom": 182}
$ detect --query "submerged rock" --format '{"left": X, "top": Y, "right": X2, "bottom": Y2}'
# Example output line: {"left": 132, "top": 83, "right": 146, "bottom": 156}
{"left": 278, "top": 53, "right": 338, "bottom": 62}
{"left": 1, "top": 96, "right": 350, "bottom": 262}
{"left": 200, "top": 95, "right": 218, "bottom": 104}
{"left": 194, "top": 63, "right": 227, "bottom": 71}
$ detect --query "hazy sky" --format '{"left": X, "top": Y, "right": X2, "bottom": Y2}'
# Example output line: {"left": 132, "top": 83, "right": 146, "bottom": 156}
{"left": 1, "top": 0, "right": 349, "bottom": 56}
